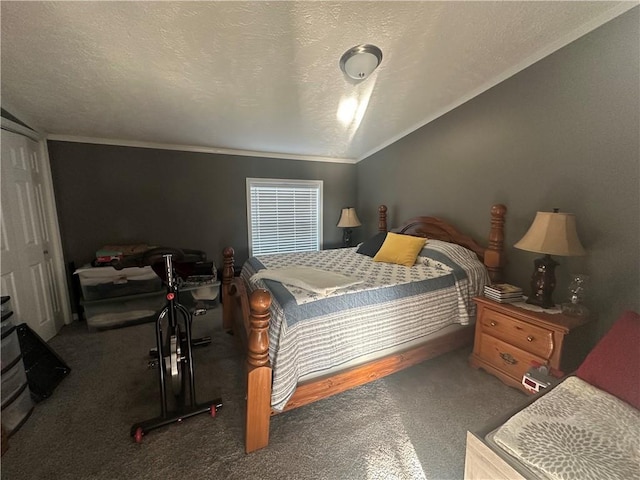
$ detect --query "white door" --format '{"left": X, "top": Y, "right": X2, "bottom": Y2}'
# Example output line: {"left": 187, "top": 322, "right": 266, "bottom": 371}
{"left": 1, "top": 128, "right": 65, "bottom": 340}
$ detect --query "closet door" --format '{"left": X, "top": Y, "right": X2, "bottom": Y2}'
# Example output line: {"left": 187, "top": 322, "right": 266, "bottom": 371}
{"left": 1, "top": 128, "right": 64, "bottom": 340}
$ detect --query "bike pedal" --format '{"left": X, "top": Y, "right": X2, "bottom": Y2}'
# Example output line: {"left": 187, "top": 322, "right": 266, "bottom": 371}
{"left": 148, "top": 347, "right": 158, "bottom": 357}
{"left": 192, "top": 336, "right": 211, "bottom": 348}
{"left": 193, "top": 308, "right": 207, "bottom": 316}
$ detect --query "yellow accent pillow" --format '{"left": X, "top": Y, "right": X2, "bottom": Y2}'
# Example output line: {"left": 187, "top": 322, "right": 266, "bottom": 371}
{"left": 373, "top": 232, "right": 427, "bottom": 267}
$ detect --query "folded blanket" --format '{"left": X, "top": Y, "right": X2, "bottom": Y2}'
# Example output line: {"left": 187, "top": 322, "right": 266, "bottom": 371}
{"left": 251, "top": 266, "right": 363, "bottom": 296}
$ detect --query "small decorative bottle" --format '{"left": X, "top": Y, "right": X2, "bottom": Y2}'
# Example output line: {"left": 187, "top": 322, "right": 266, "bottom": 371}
{"left": 561, "top": 274, "right": 589, "bottom": 317}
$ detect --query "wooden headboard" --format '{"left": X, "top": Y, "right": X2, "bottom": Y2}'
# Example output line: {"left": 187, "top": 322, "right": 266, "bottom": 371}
{"left": 376, "top": 204, "right": 506, "bottom": 283}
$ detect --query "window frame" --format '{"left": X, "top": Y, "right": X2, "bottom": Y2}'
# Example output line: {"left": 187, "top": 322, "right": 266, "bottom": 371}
{"left": 246, "top": 177, "right": 324, "bottom": 256}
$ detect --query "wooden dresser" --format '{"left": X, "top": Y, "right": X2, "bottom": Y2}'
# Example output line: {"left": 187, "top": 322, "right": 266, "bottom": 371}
{"left": 469, "top": 296, "right": 591, "bottom": 392}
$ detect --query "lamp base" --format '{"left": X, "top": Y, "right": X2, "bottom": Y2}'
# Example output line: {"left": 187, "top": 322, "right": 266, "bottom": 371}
{"left": 526, "top": 254, "right": 558, "bottom": 309}
{"left": 342, "top": 228, "right": 353, "bottom": 247}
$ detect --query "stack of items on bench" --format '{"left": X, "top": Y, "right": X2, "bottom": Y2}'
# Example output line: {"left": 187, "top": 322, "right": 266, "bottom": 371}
{"left": 75, "top": 244, "right": 219, "bottom": 330}
{"left": 75, "top": 244, "right": 165, "bottom": 330}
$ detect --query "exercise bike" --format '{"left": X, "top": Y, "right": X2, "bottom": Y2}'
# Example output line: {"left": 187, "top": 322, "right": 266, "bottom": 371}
{"left": 114, "top": 247, "right": 222, "bottom": 443}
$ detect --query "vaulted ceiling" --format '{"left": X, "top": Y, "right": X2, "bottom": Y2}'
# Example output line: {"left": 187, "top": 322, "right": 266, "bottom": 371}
{"left": 1, "top": 1, "right": 635, "bottom": 162}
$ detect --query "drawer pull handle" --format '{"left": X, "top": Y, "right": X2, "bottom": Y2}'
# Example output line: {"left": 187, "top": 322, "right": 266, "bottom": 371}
{"left": 490, "top": 321, "right": 497, "bottom": 327}
{"left": 527, "top": 335, "right": 534, "bottom": 342}
{"left": 499, "top": 352, "right": 518, "bottom": 365}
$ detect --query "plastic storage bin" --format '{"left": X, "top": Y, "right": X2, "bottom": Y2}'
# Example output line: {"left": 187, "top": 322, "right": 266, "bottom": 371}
{"left": 1, "top": 361, "right": 28, "bottom": 408}
{"left": 1, "top": 296, "right": 11, "bottom": 315}
{"left": 1, "top": 310, "right": 14, "bottom": 337}
{"left": 81, "top": 290, "right": 166, "bottom": 329}
{"left": 179, "top": 280, "right": 220, "bottom": 310}
{"left": 1, "top": 327, "right": 21, "bottom": 372}
{"left": 75, "top": 265, "right": 162, "bottom": 301}
{"left": 1, "top": 385, "right": 34, "bottom": 436}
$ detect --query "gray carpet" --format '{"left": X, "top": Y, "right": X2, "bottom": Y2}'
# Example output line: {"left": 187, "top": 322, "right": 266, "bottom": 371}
{"left": 1, "top": 308, "right": 527, "bottom": 479}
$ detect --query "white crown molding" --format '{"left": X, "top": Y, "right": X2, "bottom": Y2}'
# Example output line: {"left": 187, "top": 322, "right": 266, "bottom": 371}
{"left": 45, "top": 134, "right": 358, "bottom": 164}
{"left": 1, "top": 99, "right": 46, "bottom": 138}
{"left": 357, "top": 2, "right": 639, "bottom": 162}
{"left": 1, "top": 117, "right": 41, "bottom": 141}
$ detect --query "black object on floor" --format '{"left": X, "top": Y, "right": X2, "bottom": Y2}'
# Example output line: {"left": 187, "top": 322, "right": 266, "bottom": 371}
{"left": 16, "top": 323, "right": 71, "bottom": 402}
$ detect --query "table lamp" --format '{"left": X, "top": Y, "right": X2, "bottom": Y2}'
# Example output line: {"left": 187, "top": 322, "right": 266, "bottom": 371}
{"left": 337, "top": 207, "right": 361, "bottom": 247}
{"left": 514, "top": 209, "right": 586, "bottom": 309}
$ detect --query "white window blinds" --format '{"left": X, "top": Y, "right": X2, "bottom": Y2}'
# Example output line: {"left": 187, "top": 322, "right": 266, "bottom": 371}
{"left": 247, "top": 178, "right": 323, "bottom": 256}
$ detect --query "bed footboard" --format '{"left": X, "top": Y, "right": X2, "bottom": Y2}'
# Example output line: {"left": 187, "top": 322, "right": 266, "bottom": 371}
{"left": 245, "top": 289, "right": 272, "bottom": 453}
{"left": 222, "top": 248, "right": 274, "bottom": 453}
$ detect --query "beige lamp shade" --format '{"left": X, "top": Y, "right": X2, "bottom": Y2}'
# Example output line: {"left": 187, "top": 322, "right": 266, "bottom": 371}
{"left": 337, "top": 207, "right": 361, "bottom": 228}
{"left": 514, "top": 211, "right": 586, "bottom": 256}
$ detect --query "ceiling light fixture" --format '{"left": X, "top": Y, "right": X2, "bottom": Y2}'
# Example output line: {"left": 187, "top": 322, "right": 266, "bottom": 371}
{"left": 339, "top": 44, "right": 383, "bottom": 81}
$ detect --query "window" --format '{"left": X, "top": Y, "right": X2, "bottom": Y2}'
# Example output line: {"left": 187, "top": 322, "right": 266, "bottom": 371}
{"left": 247, "top": 178, "right": 323, "bottom": 256}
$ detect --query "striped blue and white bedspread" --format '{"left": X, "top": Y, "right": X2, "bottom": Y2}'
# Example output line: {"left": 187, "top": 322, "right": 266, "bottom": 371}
{"left": 241, "top": 240, "right": 490, "bottom": 410}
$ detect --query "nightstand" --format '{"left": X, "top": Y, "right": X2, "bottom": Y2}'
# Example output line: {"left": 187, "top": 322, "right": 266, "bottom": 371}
{"left": 469, "top": 296, "right": 592, "bottom": 392}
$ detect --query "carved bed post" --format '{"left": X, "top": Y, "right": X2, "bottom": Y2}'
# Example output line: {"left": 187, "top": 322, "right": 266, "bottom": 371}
{"left": 485, "top": 204, "right": 507, "bottom": 283}
{"left": 222, "top": 247, "right": 235, "bottom": 331}
{"left": 245, "top": 289, "right": 272, "bottom": 453}
{"left": 378, "top": 204, "right": 388, "bottom": 232}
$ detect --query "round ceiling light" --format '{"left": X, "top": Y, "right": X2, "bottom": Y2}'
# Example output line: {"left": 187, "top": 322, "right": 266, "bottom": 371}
{"left": 339, "top": 44, "right": 383, "bottom": 81}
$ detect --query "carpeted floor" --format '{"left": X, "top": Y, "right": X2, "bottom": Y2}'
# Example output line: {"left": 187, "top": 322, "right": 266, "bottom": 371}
{"left": 1, "top": 308, "right": 527, "bottom": 479}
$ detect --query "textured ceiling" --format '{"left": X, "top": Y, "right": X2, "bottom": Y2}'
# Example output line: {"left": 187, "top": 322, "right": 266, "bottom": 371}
{"left": 1, "top": 1, "right": 635, "bottom": 162}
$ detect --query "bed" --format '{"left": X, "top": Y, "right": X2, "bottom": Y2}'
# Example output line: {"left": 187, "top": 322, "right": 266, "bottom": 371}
{"left": 464, "top": 310, "right": 640, "bottom": 480}
{"left": 222, "top": 203, "right": 507, "bottom": 452}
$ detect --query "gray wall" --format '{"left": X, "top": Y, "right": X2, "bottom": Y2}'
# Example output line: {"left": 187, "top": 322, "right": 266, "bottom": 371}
{"left": 48, "top": 9, "right": 638, "bottom": 338}
{"left": 357, "top": 8, "right": 639, "bottom": 337}
{"left": 47, "top": 142, "right": 357, "bottom": 269}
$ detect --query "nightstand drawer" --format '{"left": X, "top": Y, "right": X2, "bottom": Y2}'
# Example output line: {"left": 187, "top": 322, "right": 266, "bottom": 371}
{"left": 477, "top": 333, "right": 546, "bottom": 382}
{"left": 479, "top": 309, "right": 553, "bottom": 359}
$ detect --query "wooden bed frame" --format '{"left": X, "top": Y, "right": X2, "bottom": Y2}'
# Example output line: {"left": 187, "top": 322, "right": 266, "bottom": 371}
{"left": 222, "top": 204, "right": 507, "bottom": 453}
